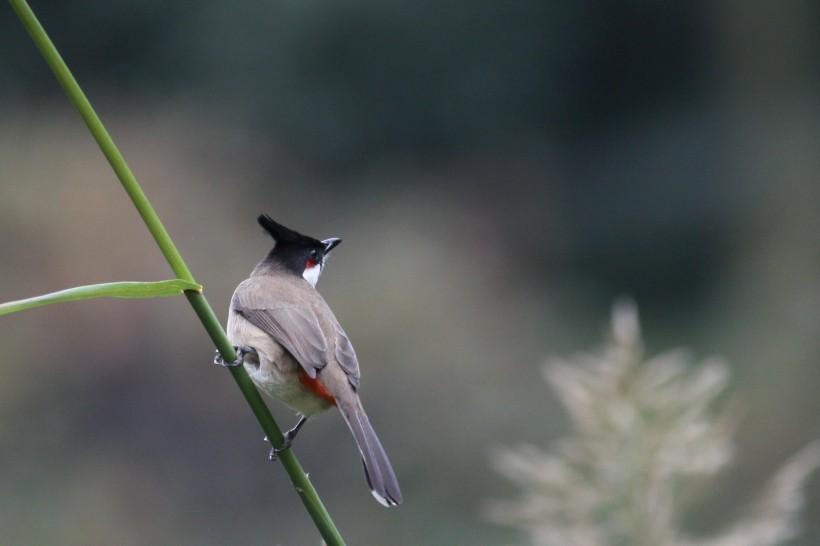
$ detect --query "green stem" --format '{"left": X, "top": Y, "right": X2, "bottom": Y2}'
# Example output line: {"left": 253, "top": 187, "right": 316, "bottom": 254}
{"left": 0, "top": 279, "right": 202, "bottom": 317}
{"left": 8, "top": 1, "right": 345, "bottom": 544}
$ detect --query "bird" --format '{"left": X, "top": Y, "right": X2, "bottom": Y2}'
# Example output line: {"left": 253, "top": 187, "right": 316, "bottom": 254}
{"left": 217, "top": 214, "right": 402, "bottom": 507}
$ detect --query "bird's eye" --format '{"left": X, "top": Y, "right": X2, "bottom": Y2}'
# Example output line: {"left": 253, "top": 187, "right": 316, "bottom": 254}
{"left": 306, "top": 249, "right": 320, "bottom": 268}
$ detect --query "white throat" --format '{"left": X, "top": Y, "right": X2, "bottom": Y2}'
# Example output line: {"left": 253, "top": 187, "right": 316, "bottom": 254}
{"left": 302, "top": 264, "right": 322, "bottom": 287}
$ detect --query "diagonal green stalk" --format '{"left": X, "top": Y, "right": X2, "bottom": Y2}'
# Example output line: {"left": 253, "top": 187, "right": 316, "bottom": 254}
{"left": 0, "top": 279, "right": 202, "bottom": 317}
{"left": 8, "top": 1, "right": 346, "bottom": 544}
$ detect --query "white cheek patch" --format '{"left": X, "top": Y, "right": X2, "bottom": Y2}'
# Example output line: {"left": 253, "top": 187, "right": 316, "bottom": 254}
{"left": 302, "top": 264, "right": 322, "bottom": 287}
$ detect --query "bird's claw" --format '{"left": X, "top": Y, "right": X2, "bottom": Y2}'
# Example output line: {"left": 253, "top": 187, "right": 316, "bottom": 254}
{"left": 265, "top": 416, "right": 308, "bottom": 461}
{"left": 267, "top": 430, "right": 296, "bottom": 461}
{"left": 213, "top": 346, "right": 254, "bottom": 367}
{"left": 267, "top": 439, "right": 292, "bottom": 462}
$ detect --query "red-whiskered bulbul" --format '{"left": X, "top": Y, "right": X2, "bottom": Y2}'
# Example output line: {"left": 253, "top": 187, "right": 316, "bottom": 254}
{"left": 217, "top": 214, "right": 402, "bottom": 507}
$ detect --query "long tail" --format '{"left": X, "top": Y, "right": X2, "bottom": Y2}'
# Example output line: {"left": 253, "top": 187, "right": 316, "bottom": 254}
{"left": 338, "top": 400, "right": 403, "bottom": 507}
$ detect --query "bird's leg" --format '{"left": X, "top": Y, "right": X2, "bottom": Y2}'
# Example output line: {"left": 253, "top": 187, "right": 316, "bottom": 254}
{"left": 213, "top": 345, "right": 257, "bottom": 368}
{"left": 267, "top": 416, "right": 309, "bottom": 461}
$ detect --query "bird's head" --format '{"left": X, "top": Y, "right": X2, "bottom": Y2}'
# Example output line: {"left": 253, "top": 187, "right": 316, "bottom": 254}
{"left": 257, "top": 214, "right": 342, "bottom": 287}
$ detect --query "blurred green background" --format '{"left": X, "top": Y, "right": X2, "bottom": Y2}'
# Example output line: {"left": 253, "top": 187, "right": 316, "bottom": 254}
{"left": 1, "top": 1, "right": 819, "bottom": 544}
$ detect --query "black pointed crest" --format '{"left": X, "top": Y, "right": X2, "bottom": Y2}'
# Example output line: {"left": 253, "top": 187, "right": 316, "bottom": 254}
{"left": 257, "top": 214, "right": 321, "bottom": 246}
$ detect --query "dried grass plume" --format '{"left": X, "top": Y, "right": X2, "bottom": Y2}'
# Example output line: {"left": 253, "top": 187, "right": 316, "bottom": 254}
{"left": 486, "top": 301, "right": 820, "bottom": 546}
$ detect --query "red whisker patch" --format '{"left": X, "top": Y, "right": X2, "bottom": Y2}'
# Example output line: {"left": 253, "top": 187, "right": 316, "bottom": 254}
{"left": 297, "top": 368, "right": 336, "bottom": 405}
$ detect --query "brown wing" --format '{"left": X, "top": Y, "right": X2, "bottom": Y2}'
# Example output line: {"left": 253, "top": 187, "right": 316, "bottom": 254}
{"left": 234, "top": 303, "right": 328, "bottom": 378}
{"left": 333, "top": 319, "right": 361, "bottom": 390}
{"left": 232, "top": 279, "right": 361, "bottom": 388}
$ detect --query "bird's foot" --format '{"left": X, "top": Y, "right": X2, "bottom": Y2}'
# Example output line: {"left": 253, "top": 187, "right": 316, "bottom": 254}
{"left": 213, "top": 345, "right": 256, "bottom": 368}
{"left": 267, "top": 443, "right": 290, "bottom": 462}
{"left": 266, "top": 416, "right": 309, "bottom": 461}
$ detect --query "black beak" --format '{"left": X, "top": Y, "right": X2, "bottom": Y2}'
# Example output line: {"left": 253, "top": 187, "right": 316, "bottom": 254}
{"left": 322, "top": 237, "right": 342, "bottom": 254}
